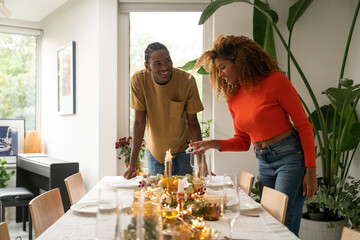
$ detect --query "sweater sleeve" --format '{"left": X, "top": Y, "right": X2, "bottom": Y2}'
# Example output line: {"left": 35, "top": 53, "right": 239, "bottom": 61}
{"left": 276, "top": 74, "right": 316, "bottom": 167}
{"left": 218, "top": 106, "right": 251, "bottom": 152}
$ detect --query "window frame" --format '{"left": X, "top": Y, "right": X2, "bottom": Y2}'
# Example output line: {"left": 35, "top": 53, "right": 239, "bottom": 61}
{"left": 117, "top": 2, "right": 213, "bottom": 139}
{"left": 0, "top": 25, "right": 42, "bottom": 131}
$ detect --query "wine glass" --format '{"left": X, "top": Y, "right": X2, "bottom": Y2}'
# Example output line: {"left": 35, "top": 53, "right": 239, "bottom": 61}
{"left": 95, "top": 186, "right": 117, "bottom": 240}
{"left": 221, "top": 174, "right": 240, "bottom": 240}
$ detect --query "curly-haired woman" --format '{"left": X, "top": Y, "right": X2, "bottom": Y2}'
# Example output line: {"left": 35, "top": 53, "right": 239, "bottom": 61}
{"left": 189, "top": 35, "right": 317, "bottom": 236}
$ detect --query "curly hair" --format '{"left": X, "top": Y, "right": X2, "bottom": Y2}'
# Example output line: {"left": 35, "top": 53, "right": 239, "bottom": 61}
{"left": 194, "top": 35, "right": 280, "bottom": 99}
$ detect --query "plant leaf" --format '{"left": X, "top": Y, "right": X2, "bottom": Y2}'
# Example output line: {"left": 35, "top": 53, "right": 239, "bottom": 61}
{"left": 179, "top": 59, "right": 208, "bottom": 75}
{"left": 253, "top": 0, "right": 267, "bottom": 47}
{"left": 322, "top": 85, "right": 360, "bottom": 112}
{"left": 340, "top": 78, "right": 354, "bottom": 88}
{"left": 339, "top": 108, "right": 358, "bottom": 151}
{"left": 287, "top": 0, "right": 313, "bottom": 32}
{"left": 263, "top": 20, "right": 277, "bottom": 60}
{"left": 309, "top": 104, "right": 334, "bottom": 133}
{"left": 180, "top": 59, "right": 197, "bottom": 71}
{"left": 350, "top": 122, "right": 360, "bottom": 137}
{"left": 253, "top": 0, "right": 278, "bottom": 60}
{"left": 197, "top": 67, "right": 209, "bottom": 75}
{"left": 199, "top": 0, "right": 253, "bottom": 25}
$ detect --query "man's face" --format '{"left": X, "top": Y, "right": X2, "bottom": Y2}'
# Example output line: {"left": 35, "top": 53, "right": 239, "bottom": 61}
{"left": 145, "top": 49, "right": 173, "bottom": 84}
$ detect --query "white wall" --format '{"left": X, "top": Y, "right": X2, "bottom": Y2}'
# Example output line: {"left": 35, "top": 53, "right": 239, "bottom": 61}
{"left": 210, "top": 0, "right": 360, "bottom": 180}
{"left": 347, "top": 0, "right": 360, "bottom": 179}
{"left": 41, "top": 0, "right": 118, "bottom": 189}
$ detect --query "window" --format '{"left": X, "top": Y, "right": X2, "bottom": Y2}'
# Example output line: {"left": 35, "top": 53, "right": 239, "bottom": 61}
{"left": 128, "top": 12, "right": 204, "bottom": 136}
{"left": 0, "top": 27, "right": 40, "bottom": 131}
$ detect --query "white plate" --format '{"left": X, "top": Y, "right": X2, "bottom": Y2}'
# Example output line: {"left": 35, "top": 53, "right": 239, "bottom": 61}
{"left": 240, "top": 201, "right": 260, "bottom": 210}
{"left": 105, "top": 180, "right": 140, "bottom": 189}
{"left": 71, "top": 201, "right": 99, "bottom": 214}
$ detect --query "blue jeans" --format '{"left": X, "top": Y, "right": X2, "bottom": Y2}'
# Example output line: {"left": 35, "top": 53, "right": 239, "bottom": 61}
{"left": 145, "top": 148, "right": 193, "bottom": 176}
{"left": 254, "top": 132, "right": 305, "bottom": 236}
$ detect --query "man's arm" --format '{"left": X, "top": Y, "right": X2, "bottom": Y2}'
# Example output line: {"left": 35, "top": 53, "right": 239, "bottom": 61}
{"left": 123, "top": 110, "right": 146, "bottom": 179}
{"left": 187, "top": 113, "right": 202, "bottom": 142}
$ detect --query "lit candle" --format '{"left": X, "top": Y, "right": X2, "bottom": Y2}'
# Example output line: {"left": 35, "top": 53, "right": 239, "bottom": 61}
{"left": 165, "top": 149, "right": 172, "bottom": 179}
{"left": 177, "top": 178, "right": 187, "bottom": 193}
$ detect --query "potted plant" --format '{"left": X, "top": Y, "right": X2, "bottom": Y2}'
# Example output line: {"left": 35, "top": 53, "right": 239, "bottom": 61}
{"left": 0, "top": 158, "right": 15, "bottom": 188}
{"left": 184, "top": 0, "right": 360, "bottom": 236}
{"left": 115, "top": 136, "right": 145, "bottom": 174}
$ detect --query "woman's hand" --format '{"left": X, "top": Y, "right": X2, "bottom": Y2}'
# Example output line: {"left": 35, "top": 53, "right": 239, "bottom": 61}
{"left": 303, "top": 167, "right": 318, "bottom": 201}
{"left": 189, "top": 140, "right": 221, "bottom": 154}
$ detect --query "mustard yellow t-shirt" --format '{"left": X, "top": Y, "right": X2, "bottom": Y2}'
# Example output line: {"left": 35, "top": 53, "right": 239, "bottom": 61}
{"left": 131, "top": 68, "right": 204, "bottom": 163}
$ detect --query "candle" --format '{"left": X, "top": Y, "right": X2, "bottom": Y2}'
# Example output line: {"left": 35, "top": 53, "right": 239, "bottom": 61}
{"left": 165, "top": 149, "right": 172, "bottom": 163}
{"left": 177, "top": 178, "right": 188, "bottom": 193}
{"left": 165, "top": 149, "right": 172, "bottom": 179}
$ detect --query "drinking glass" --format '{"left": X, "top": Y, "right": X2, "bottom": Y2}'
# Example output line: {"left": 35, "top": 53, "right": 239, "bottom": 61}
{"left": 96, "top": 186, "right": 117, "bottom": 240}
{"left": 221, "top": 174, "right": 240, "bottom": 240}
{"left": 190, "top": 153, "right": 208, "bottom": 177}
{"left": 189, "top": 153, "right": 198, "bottom": 176}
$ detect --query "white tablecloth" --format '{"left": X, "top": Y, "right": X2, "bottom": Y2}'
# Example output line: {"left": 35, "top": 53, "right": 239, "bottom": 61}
{"left": 37, "top": 176, "right": 299, "bottom": 240}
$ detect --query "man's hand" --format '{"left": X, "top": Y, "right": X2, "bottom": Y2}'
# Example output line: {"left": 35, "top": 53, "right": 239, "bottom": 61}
{"left": 123, "top": 165, "right": 138, "bottom": 179}
{"left": 303, "top": 167, "right": 317, "bottom": 201}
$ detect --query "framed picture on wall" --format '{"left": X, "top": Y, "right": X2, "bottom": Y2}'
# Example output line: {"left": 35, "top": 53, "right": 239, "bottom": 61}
{"left": 57, "top": 41, "right": 76, "bottom": 115}
{"left": 0, "top": 119, "right": 25, "bottom": 164}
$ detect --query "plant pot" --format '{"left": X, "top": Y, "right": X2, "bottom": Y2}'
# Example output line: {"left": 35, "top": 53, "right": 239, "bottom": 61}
{"left": 308, "top": 212, "right": 324, "bottom": 221}
{"left": 299, "top": 213, "right": 348, "bottom": 240}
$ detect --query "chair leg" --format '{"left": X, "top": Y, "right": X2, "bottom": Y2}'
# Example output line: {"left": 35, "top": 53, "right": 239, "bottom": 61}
{"left": 22, "top": 206, "right": 26, "bottom": 231}
{"left": 29, "top": 208, "right": 32, "bottom": 240}
{"left": 1, "top": 203, "right": 4, "bottom": 222}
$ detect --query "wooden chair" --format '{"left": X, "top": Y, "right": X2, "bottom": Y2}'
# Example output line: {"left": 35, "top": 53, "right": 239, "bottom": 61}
{"left": 29, "top": 188, "right": 64, "bottom": 237}
{"left": 0, "top": 222, "right": 10, "bottom": 240}
{"left": 341, "top": 227, "right": 360, "bottom": 240}
{"left": 64, "top": 172, "right": 87, "bottom": 205}
{"left": 239, "top": 170, "right": 254, "bottom": 196}
{"left": 261, "top": 186, "right": 288, "bottom": 224}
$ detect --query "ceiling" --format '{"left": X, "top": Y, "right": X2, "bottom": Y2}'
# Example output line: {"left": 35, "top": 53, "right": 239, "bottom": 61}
{"left": 0, "top": 0, "right": 69, "bottom": 22}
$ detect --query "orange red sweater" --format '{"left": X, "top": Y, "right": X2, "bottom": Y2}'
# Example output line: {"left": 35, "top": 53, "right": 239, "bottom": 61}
{"left": 219, "top": 72, "right": 316, "bottom": 167}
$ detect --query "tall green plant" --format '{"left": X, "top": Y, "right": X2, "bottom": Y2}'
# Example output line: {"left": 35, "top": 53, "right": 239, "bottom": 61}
{"left": 196, "top": 0, "right": 360, "bottom": 189}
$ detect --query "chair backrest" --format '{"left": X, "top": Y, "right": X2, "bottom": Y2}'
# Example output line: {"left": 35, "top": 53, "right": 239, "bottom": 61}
{"left": 64, "top": 172, "right": 87, "bottom": 205}
{"left": 261, "top": 186, "right": 288, "bottom": 224}
{"left": 29, "top": 188, "right": 64, "bottom": 237}
{"left": 341, "top": 227, "right": 360, "bottom": 240}
{"left": 0, "top": 222, "right": 10, "bottom": 240}
{"left": 239, "top": 170, "right": 255, "bottom": 196}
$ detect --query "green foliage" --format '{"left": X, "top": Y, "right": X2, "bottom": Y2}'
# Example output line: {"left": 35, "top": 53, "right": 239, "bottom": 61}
{"left": 307, "top": 176, "right": 360, "bottom": 230}
{"left": 179, "top": 59, "right": 208, "bottom": 75}
{"left": 0, "top": 158, "right": 15, "bottom": 188}
{"left": 0, "top": 33, "right": 37, "bottom": 130}
{"left": 200, "top": 119, "right": 212, "bottom": 139}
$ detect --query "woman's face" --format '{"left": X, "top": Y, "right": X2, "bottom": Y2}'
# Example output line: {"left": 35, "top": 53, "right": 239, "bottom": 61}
{"left": 214, "top": 57, "right": 239, "bottom": 86}
{"left": 145, "top": 49, "right": 173, "bottom": 84}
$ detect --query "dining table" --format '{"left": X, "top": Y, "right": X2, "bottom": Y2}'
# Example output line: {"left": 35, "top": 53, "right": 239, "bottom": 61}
{"left": 36, "top": 175, "right": 299, "bottom": 240}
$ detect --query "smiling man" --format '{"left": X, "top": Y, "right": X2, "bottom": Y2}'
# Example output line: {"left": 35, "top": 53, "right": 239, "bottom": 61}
{"left": 123, "top": 42, "right": 204, "bottom": 178}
